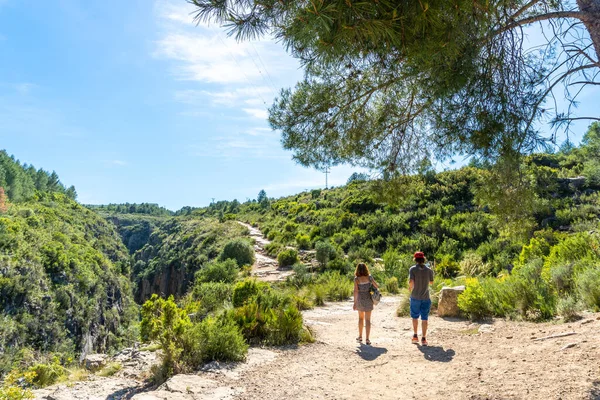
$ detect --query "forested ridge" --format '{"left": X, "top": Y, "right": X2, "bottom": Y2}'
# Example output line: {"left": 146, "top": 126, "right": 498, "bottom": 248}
{"left": 0, "top": 154, "right": 137, "bottom": 380}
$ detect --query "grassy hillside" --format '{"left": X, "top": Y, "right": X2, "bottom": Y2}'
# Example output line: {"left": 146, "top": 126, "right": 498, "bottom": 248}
{"left": 185, "top": 123, "right": 600, "bottom": 320}
{"left": 0, "top": 156, "right": 137, "bottom": 377}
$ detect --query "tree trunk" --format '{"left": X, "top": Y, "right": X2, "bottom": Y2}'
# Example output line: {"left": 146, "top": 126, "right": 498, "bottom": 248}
{"left": 577, "top": 0, "right": 600, "bottom": 62}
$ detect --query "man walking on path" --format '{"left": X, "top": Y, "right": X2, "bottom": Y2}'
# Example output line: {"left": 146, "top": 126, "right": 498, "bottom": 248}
{"left": 409, "top": 251, "right": 434, "bottom": 346}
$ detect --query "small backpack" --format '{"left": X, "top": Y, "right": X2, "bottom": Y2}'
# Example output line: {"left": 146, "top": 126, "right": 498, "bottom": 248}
{"left": 370, "top": 276, "right": 382, "bottom": 305}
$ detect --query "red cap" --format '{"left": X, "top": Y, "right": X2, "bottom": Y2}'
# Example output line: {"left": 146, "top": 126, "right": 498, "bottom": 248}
{"left": 413, "top": 251, "right": 425, "bottom": 259}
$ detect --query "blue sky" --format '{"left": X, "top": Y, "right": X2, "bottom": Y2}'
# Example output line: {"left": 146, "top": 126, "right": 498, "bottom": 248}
{"left": 0, "top": 1, "right": 597, "bottom": 210}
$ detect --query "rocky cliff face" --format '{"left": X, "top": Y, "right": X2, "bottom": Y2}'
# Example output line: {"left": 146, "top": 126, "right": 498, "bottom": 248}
{"left": 130, "top": 219, "right": 248, "bottom": 303}
{"left": 137, "top": 263, "right": 191, "bottom": 303}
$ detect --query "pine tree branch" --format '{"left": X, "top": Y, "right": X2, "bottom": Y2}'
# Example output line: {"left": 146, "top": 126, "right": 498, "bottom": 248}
{"left": 554, "top": 116, "right": 600, "bottom": 121}
{"left": 512, "top": 0, "right": 544, "bottom": 21}
{"left": 494, "top": 11, "right": 587, "bottom": 38}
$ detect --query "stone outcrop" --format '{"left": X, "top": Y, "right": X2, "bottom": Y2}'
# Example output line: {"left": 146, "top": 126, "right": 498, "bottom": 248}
{"left": 34, "top": 376, "right": 140, "bottom": 400}
{"left": 34, "top": 348, "right": 160, "bottom": 400}
{"left": 84, "top": 354, "right": 108, "bottom": 372}
{"left": 437, "top": 286, "right": 465, "bottom": 317}
{"left": 130, "top": 374, "right": 240, "bottom": 400}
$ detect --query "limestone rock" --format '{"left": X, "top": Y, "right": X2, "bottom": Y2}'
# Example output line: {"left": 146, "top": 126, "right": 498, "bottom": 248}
{"left": 437, "top": 286, "right": 465, "bottom": 317}
{"left": 130, "top": 374, "right": 241, "bottom": 400}
{"left": 34, "top": 377, "right": 139, "bottom": 400}
{"left": 160, "top": 374, "right": 218, "bottom": 394}
{"left": 131, "top": 391, "right": 192, "bottom": 400}
{"left": 84, "top": 354, "right": 108, "bottom": 372}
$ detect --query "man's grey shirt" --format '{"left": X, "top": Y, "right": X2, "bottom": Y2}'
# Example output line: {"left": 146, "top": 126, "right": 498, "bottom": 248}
{"left": 409, "top": 264, "right": 434, "bottom": 300}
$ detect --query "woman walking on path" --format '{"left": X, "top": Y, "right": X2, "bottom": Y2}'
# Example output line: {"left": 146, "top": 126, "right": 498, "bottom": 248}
{"left": 353, "top": 263, "right": 379, "bottom": 345}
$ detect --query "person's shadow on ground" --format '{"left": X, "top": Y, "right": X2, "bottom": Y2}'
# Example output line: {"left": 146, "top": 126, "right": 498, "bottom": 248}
{"left": 589, "top": 379, "right": 600, "bottom": 400}
{"left": 356, "top": 343, "right": 388, "bottom": 361}
{"left": 418, "top": 345, "right": 455, "bottom": 362}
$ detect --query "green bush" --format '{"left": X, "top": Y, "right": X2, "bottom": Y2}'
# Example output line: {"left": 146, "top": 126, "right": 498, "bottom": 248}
{"left": 284, "top": 222, "right": 298, "bottom": 232}
{"left": 396, "top": 290, "right": 411, "bottom": 317}
{"left": 459, "top": 251, "right": 487, "bottom": 277}
{"left": 382, "top": 248, "right": 412, "bottom": 285}
{"left": 286, "top": 263, "right": 314, "bottom": 288}
{"left": 384, "top": 277, "right": 399, "bottom": 294}
{"left": 231, "top": 289, "right": 304, "bottom": 345}
{"left": 293, "top": 291, "right": 313, "bottom": 310}
{"left": 269, "top": 305, "right": 304, "bottom": 345}
{"left": 27, "top": 358, "right": 66, "bottom": 388}
{"left": 220, "top": 238, "right": 255, "bottom": 267}
{"left": 141, "top": 293, "right": 250, "bottom": 382}
{"left": 182, "top": 316, "right": 248, "bottom": 364}
{"left": 232, "top": 279, "right": 267, "bottom": 308}
{"left": 458, "top": 278, "right": 492, "bottom": 320}
{"left": 295, "top": 233, "right": 311, "bottom": 250}
{"left": 549, "top": 263, "right": 575, "bottom": 294}
{"left": 277, "top": 248, "right": 298, "bottom": 267}
{"left": 556, "top": 296, "right": 581, "bottom": 322}
{"left": 264, "top": 242, "right": 283, "bottom": 257}
{"left": 195, "top": 259, "right": 238, "bottom": 284}
{"left": 315, "top": 241, "right": 336, "bottom": 267}
{"left": 317, "top": 271, "right": 353, "bottom": 301}
{"left": 435, "top": 255, "right": 460, "bottom": 278}
{"left": 191, "top": 282, "right": 233, "bottom": 315}
{"left": 313, "top": 285, "right": 326, "bottom": 306}
{"left": 232, "top": 302, "right": 269, "bottom": 344}
{"left": 510, "top": 261, "right": 556, "bottom": 320}
{"left": 459, "top": 260, "right": 557, "bottom": 321}
{"left": 326, "top": 257, "right": 352, "bottom": 273}
{"left": 0, "top": 370, "right": 34, "bottom": 400}
{"left": 576, "top": 266, "right": 600, "bottom": 311}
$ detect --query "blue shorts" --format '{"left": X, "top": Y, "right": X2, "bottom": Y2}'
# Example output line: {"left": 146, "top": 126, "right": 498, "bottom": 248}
{"left": 410, "top": 298, "right": 432, "bottom": 320}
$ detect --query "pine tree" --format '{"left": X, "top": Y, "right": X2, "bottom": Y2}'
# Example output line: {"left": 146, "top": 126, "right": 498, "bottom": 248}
{"left": 191, "top": 0, "right": 600, "bottom": 172}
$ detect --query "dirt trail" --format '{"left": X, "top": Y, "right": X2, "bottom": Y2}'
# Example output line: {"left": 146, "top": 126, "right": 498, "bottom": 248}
{"left": 35, "top": 297, "right": 600, "bottom": 400}
{"left": 237, "top": 221, "right": 293, "bottom": 282}
{"left": 231, "top": 297, "right": 600, "bottom": 400}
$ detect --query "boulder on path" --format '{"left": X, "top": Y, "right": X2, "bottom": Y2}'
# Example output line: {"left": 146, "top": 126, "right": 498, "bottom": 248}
{"left": 83, "top": 354, "right": 108, "bottom": 372}
{"left": 437, "top": 286, "right": 465, "bottom": 317}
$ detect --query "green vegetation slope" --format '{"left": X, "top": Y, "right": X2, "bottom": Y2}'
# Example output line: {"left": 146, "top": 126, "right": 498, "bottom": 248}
{"left": 0, "top": 154, "right": 136, "bottom": 376}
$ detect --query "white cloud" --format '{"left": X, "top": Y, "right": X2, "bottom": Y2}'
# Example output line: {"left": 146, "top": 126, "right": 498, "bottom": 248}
{"left": 175, "top": 86, "right": 271, "bottom": 108}
{"left": 153, "top": 0, "right": 298, "bottom": 93}
{"left": 155, "top": 33, "right": 266, "bottom": 84}
{"left": 106, "top": 159, "right": 128, "bottom": 167}
{"left": 154, "top": 0, "right": 197, "bottom": 25}
{"left": 15, "top": 83, "right": 36, "bottom": 95}
{"left": 154, "top": 0, "right": 303, "bottom": 159}
{"left": 244, "top": 127, "right": 275, "bottom": 137}
{"left": 242, "top": 107, "right": 268, "bottom": 119}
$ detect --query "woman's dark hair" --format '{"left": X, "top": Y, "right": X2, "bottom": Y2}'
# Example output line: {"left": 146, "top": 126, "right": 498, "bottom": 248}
{"left": 355, "top": 263, "right": 370, "bottom": 277}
